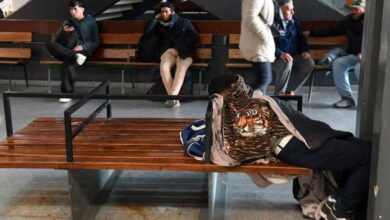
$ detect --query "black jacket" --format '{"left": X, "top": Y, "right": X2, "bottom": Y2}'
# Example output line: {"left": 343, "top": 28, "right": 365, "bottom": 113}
{"left": 143, "top": 14, "right": 198, "bottom": 59}
{"left": 310, "top": 14, "right": 364, "bottom": 55}
{"left": 273, "top": 98, "right": 353, "bottom": 150}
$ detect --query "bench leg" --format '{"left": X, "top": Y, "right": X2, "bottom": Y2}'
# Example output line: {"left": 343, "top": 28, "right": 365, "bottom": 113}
{"left": 198, "top": 69, "right": 203, "bottom": 95}
{"left": 48, "top": 67, "right": 52, "bottom": 94}
{"left": 23, "top": 63, "right": 29, "bottom": 87}
{"left": 7, "top": 66, "right": 14, "bottom": 91}
{"left": 208, "top": 172, "right": 227, "bottom": 220}
{"left": 121, "top": 69, "right": 125, "bottom": 95}
{"left": 67, "top": 169, "right": 122, "bottom": 220}
{"left": 308, "top": 71, "right": 315, "bottom": 102}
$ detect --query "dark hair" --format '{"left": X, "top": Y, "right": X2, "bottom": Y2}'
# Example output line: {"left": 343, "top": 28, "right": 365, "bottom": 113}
{"left": 159, "top": 2, "right": 175, "bottom": 11}
{"left": 69, "top": 0, "right": 85, "bottom": 8}
{"left": 208, "top": 74, "right": 236, "bottom": 95}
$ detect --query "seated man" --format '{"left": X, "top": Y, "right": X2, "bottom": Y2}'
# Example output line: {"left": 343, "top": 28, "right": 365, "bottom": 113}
{"left": 272, "top": 0, "right": 314, "bottom": 95}
{"left": 46, "top": 0, "right": 99, "bottom": 103}
{"left": 143, "top": 2, "right": 197, "bottom": 108}
{"left": 304, "top": 1, "right": 365, "bottom": 108}
{"left": 208, "top": 74, "right": 371, "bottom": 220}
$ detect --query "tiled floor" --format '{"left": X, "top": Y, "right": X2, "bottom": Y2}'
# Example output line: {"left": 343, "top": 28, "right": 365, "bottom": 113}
{"left": 0, "top": 84, "right": 358, "bottom": 219}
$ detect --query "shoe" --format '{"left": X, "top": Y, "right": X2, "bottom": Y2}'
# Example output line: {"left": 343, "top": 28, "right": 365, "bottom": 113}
{"left": 320, "top": 196, "right": 354, "bottom": 220}
{"left": 75, "top": 53, "right": 86, "bottom": 66}
{"left": 59, "top": 98, "right": 72, "bottom": 103}
{"left": 333, "top": 98, "right": 355, "bottom": 108}
{"left": 283, "top": 91, "right": 296, "bottom": 96}
{"left": 165, "top": 100, "right": 180, "bottom": 108}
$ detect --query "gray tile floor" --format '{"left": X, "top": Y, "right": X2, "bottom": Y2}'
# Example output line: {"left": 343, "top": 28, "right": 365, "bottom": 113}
{"left": 0, "top": 84, "right": 357, "bottom": 220}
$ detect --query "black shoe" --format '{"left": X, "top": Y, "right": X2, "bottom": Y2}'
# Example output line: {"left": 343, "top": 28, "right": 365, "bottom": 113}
{"left": 333, "top": 98, "right": 356, "bottom": 108}
{"left": 320, "top": 196, "right": 354, "bottom": 220}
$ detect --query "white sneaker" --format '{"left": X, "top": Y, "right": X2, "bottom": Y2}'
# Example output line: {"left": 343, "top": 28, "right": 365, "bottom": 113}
{"left": 165, "top": 100, "right": 180, "bottom": 108}
{"left": 75, "top": 53, "right": 87, "bottom": 66}
{"left": 59, "top": 98, "right": 72, "bottom": 103}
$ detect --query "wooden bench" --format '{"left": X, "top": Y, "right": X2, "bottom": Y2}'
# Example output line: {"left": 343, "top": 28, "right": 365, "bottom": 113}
{"left": 1, "top": 85, "right": 311, "bottom": 220}
{"left": 307, "top": 35, "right": 348, "bottom": 102}
{"left": 40, "top": 33, "right": 212, "bottom": 94}
{"left": 0, "top": 32, "right": 32, "bottom": 89}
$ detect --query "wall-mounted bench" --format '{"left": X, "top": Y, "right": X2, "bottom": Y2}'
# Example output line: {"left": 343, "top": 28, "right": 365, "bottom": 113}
{"left": 40, "top": 33, "right": 212, "bottom": 94}
{"left": 0, "top": 32, "right": 32, "bottom": 90}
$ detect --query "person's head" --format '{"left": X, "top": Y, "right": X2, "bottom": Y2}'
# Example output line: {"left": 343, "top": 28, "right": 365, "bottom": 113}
{"left": 158, "top": 2, "right": 175, "bottom": 22}
{"left": 69, "top": 0, "right": 85, "bottom": 20}
{"left": 208, "top": 74, "right": 237, "bottom": 96}
{"left": 279, "top": 0, "right": 294, "bottom": 21}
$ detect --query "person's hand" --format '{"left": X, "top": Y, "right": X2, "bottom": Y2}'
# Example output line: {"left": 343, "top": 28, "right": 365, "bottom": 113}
{"left": 280, "top": 52, "right": 293, "bottom": 62}
{"left": 63, "top": 24, "right": 75, "bottom": 32}
{"left": 73, "top": 45, "right": 83, "bottom": 52}
{"left": 303, "top": 31, "right": 310, "bottom": 37}
{"left": 155, "top": 13, "right": 161, "bottom": 21}
{"left": 301, "top": 52, "right": 311, "bottom": 59}
{"left": 358, "top": 53, "right": 362, "bottom": 62}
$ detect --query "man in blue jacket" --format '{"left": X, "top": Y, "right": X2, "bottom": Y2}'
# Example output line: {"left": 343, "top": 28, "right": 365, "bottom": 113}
{"left": 143, "top": 2, "right": 197, "bottom": 108}
{"left": 46, "top": 0, "right": 99, "bottom": 103}
{"left": 272, "top": 0, "right": 314, "bottom": 96}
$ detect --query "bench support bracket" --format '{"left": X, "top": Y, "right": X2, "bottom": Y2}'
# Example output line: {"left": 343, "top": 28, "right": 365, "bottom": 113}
{"left": 67, "top": 169, "right": 122, "bottom": 220}
{"left": 208, "top": 172, "right": 227, "bottom": 220}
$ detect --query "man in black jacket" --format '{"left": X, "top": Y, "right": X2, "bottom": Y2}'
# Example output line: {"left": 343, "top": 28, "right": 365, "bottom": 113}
{"left": 208, "top": 74, "right": 371, "bottom": 220}
{"left": 304, "top": 2, "right": 365, "bottom": 108}
{"left": 143, "top": 2, "right": 197, "bottom": 108}
{"left": 46, "top": 0, "right": 99, "bottom": 103}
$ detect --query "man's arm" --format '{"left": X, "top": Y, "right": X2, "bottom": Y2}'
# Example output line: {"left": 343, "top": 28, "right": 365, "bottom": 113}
{"left": 296, "top": 19, "right": 311, "bottom": 57}
{"left": 308, "top": 20, "right": 346, "bottom": 37}
{"left": 82, "top": 18, "right": 99, "bottom": 53}
{"left": 143, "top": 17, "right": 158, "bottom": 34}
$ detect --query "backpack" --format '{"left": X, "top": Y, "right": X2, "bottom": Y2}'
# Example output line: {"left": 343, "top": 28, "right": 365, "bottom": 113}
{"left": 146, "top": 67, "right": 193, "bottom": 95}
{"left": 137, "top": 33, "right": 161, "bottom": 62}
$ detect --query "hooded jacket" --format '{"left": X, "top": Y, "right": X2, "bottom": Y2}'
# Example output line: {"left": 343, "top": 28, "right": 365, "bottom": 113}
{"left": 56, "top": 14, "right": 99, "bottom": 56}
{"left": 144, "top": 14, "right": 198, "bottom": 59}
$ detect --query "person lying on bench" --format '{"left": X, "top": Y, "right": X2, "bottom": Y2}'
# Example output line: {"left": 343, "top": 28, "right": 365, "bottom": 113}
{"left": 46, "top": 0, "right": 99, "bottom": 103}
{"left": 143, "top": 2, "right": 197, "bottom": 108}
{"left": 208, "top": 74, "right": 371, "bottom": 220}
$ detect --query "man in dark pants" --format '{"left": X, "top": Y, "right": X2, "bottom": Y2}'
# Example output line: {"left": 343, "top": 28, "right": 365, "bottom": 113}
{"left": 208, "top": 74, "right": 371, "bottom": 220}
{"left": 272, "top": 0, "right": 314, "bottom": 96}
{"left": 46, "top": 0, "right": 99, "bottom": 103}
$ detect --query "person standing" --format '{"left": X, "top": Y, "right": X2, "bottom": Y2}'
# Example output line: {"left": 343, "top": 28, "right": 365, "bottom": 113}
{"left": 143, "top": 2, "right": 197, "bottom": 108}
{"left": 46, "top": 0, "right": 99, "bottom": 103}
{"left": 272, "top": 0, "right": 314, "bottom": 96}
{"left": 239, "top": 0, "right": 276, "bottom": 94}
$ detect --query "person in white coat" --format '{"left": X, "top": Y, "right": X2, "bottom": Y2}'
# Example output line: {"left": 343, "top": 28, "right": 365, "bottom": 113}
{"left": 239, "top": 0, "right": 276, "bottom": 93}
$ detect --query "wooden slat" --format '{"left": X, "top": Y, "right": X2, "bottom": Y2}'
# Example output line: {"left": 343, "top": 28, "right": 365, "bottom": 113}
{"left": 0, "top": 32, "right": 32, "bottom": 42}
{"left": 93, "top": 48, "right": 135, "bottom": 60}
{"left": 197, "top": 34, "right": 212, "bottom": 45}
{"left": 228, "top": 48, "right": 243, "bottom": 59}
{"left": 225, "top": 63, "right": 252, "bottom": 68}
{"left": 194, "top": 48, "right": 212, "bottom": 59}
{"left": 100, "top": 33, "right": 141, "bottom": 45}
{"left": 0, "top": 117, "right": 312, "bottom": 175}
{"left": 0, "top": 48, "right": 31, "bottom": 59}
{"left": 309, "top": 49, "right": 331, "bottom": 60}
{"left": 228, "top": 34, "right": 240, "bottom": 45}
{"left": 307, "top": 36, "right": 348, "bottom": 45}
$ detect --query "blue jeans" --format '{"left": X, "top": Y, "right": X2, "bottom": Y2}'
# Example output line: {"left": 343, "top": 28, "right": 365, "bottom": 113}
{"left": 278, "top": 136, "right": 371, "bottom": 212}
{"left": 332, "top": 55, "right": 361, "bottom": 100}
{"left": 252, "top": 62, "right": 272, "bottom": 93}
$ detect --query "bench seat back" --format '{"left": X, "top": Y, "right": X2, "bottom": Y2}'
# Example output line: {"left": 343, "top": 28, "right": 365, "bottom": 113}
{"left": 0, "top": 32, "right": 32, "bottom": 61}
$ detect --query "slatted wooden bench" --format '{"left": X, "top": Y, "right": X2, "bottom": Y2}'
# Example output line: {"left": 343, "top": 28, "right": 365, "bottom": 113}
{"left": 0, "top": 32, "right": 32, "bottom": 89}
{"left": 306, "top": 35, "right": 348, "bottom": 102}
{"left": 40, "top": 33, "right": 212, "bottom": 94}
{"left": 1, "top": 85, "right": 311, "bottom": 220}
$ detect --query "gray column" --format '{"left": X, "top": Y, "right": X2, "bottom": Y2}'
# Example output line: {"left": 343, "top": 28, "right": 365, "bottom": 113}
{"left": 356, "top": 0, "right": 390, "bottom": 219}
